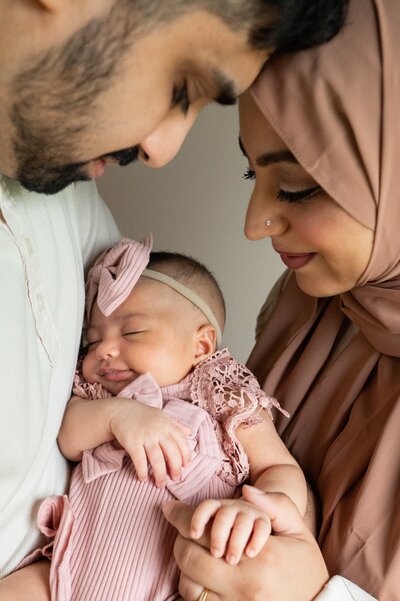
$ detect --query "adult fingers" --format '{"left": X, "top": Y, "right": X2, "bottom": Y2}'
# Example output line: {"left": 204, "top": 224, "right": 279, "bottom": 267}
{"left": 241, "top": 485, "right": 308, "bottom": 537}
{"left": 163, "top": 501, "right": 211, "bottom": 549}
{"left": 245, "top": 517, "right": 271, "bottom": 558}
{"left": 174, "top": 535, "right": 227, "bottom": 599}
{"left": 178, "top": 573, "right": 217, "bottom": 601}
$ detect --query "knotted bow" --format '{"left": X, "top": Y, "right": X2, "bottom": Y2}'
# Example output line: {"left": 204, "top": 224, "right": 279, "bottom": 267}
{"left": 85, "top": 235, "right": 152, "bottom": 324}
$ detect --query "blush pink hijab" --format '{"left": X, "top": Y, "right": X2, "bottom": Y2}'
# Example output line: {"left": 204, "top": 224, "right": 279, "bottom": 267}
{"left": 246, "top": 0, "right": 400, "bottom": 597}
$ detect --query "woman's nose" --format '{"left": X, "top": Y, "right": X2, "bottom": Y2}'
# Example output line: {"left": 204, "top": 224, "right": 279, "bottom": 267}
{"left": 244, "top": 188, "right": 289, "bottom": 241}
{"left": 95, "top": 339, "right": 119, "bottom": 360}
{"left": 138, "top": 104, "right": 200, "bottom": 168}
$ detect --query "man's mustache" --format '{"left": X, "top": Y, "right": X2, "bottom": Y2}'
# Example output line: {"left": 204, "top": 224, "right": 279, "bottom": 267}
{"left": 103, "top": 145, "right": 139, "bottom": 166}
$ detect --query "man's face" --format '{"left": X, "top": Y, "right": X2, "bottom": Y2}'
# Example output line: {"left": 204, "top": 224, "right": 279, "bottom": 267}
{"left": 5, "top": 8, "right": 269, "bottom": 194}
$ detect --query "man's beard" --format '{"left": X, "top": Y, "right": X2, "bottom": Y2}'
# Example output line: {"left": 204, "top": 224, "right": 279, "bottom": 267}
{"left": 14, "top": 146, "right": 140, "bottom": 195}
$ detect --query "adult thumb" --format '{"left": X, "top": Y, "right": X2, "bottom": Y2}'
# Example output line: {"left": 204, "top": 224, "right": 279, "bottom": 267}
{"left": 242, "top": 485, "right": 308, "bottom": 537}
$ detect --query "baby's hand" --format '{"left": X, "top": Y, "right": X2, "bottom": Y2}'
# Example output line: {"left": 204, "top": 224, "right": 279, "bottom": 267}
{"left": 190, "top": 497, "right": 271, "bottom": 565}
{"left": 109, "top": 398, "right": 191, "bottom": 487}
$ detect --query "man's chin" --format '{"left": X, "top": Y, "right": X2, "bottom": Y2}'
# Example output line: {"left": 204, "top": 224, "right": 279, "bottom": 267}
{"left": 16, "top": 169, "right": 90, "bottom": 195}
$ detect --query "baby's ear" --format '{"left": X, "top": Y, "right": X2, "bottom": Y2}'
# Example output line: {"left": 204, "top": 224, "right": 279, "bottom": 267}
{"left": 192, "top": 324, "right": 217, "bottom": 366}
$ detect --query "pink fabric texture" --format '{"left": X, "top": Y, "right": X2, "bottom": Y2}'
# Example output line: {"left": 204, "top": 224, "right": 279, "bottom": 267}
{"left": 27, "top": 349, "right": 282, "bottom": 601}
{"left": 85, "top": 235, "right": 152, "bottom": 324}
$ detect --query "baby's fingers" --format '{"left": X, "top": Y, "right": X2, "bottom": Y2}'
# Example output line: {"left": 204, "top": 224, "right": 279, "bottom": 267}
{"left": 190, "top": 499, "right": 223, "bottom": 540}
{"left": 128, "top": 443, "right": 149, "bottom": 482}
{"left": 159, "top": 437, "right": 185, "bottom": 482}
{"left": 174, "top": 431, "right": 192, "bottom": 468}
{"left": 220, "top": 510, "right": 255, "bottom": 565}
{"left": 245, "top": 517, "right": 271, "bottom": 558}
{"left": 145, "top": 443, "right": 167, "bottom": 487}
{"left": 167, "top": 424, "right": 192, "bottom": 468}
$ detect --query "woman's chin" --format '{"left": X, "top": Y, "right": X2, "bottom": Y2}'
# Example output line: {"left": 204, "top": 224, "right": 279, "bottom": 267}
{"left": 295, "top": 274, "right": 341, "bottom": 298}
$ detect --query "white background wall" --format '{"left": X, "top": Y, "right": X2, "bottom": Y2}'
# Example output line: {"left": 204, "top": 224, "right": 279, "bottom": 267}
{"left": 98, "top": 104, "right": 284, "bottom": 362}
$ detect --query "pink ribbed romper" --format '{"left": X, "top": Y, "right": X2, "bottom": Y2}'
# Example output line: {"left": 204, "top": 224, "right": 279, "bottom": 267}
{"left": 25, "top": 349, "right": 281, "bottom": 601}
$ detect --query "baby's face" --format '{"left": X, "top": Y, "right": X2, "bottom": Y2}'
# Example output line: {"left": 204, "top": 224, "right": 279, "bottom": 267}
{"left": 83, "top": 278, "right": 207, "bottom": 394}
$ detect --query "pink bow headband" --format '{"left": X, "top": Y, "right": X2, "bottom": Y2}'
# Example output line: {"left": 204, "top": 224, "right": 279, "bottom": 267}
{"left": 85, "top": 235, "right": 222, "bottom": 346}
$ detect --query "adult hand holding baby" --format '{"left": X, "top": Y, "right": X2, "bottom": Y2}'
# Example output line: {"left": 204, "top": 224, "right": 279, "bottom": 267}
{"left": 163, "top": 485, "right": 329, "bottom": 601}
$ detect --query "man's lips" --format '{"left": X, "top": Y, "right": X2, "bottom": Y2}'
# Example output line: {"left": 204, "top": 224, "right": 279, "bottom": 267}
{"left": 98, "top": 368, "right": 134, "bottom": 382}
{"left": 88, "top": 158, "right": 108, "bottom": 179}
{"left": 277, "top": 251, "right": 316, "bottom": 270}
{"left": 88, "top": 155, "right": 120, "bottom": 179}
{"left": 87, "top": 147, "right": 139, "bottom": 179}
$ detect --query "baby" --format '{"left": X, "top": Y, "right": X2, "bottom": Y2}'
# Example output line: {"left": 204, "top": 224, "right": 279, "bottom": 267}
{"left": 28, "top": 235, "right": 307, "bottom": 601}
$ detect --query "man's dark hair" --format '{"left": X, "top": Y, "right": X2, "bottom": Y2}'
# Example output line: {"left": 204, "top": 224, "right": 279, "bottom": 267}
{"left": 249, "top": 0, "right": 349, "bottom": 52}
{"left": 132, "top": 0, "right": 349, "bottom": 53}
{"left": 147, "top": 250, "right": 226, "bottom": 331}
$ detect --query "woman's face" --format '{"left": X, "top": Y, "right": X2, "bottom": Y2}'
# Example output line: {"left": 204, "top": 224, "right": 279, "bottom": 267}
{"left": 238, "top": 91, "right": 374, "bottom": 298}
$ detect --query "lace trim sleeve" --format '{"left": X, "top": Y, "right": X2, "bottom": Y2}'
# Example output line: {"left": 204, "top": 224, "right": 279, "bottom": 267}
{"left": 190, "top": 349, "right": 289, "bottom": 485}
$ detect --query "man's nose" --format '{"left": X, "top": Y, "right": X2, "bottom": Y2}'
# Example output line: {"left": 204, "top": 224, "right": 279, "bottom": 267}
{"left": 138, "top": 104, "right": 201, "bottom": 168}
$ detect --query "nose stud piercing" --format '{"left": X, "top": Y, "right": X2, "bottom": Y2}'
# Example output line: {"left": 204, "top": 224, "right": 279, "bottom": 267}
{"left": 265, "top": 219, "right": 272, "bottom": 227}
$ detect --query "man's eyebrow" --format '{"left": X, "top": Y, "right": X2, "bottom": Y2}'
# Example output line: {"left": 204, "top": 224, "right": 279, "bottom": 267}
{"left": 238, "top": 135, "right": 298, "bottom": 166}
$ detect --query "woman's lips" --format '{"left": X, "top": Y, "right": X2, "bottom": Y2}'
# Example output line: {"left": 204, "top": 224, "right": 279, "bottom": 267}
{"left": 98, "top": 369, "right": 133, "bottom": 382}
{"left": 278, "top": 252, "right": 316, "bottom": 270}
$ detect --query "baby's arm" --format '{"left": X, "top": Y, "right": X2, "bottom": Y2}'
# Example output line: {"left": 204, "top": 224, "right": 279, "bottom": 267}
{"left": 190, "top": 409, "right": 307, "bottom": 564}
{"left": 58, "top": 394, "right": 191, "bottom": 487}
{"left": 238, "top": 409, "right": 307, "bottom": 516}
{"left": 0, "top": 561, "right": 50, "bottom": 601}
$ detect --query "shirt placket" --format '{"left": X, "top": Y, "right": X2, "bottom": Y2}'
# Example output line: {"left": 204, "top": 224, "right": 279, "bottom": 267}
{"left": 0, "top": 181, "right": 60, "bottom": 366}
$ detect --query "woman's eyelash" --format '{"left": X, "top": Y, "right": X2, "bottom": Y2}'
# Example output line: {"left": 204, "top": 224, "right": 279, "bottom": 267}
{"left": 277, "top": 186, "right": 321, "bottom": 203}
{"left": 243, "top": 167, "right": 255, "bottom": 180}
{"left": 242, "top": 168, "right": 320, "bottom": 203}
{"left": 172, "top": 83, "right": 190, "bottom": 115}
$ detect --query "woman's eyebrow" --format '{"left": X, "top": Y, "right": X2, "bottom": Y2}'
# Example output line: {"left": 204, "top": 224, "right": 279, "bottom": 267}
{"left": 238, "top": 135, "right": 298, "bottom": 166}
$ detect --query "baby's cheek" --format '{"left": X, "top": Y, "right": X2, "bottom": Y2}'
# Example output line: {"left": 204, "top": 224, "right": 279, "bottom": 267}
{"left": 82, "top": 354, "right": 95, "bottom": 383}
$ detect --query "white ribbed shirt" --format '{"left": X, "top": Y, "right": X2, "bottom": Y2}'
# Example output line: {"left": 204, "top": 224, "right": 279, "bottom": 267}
{"left": 0, "top": 176, "right": 120, "bottom": 577}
